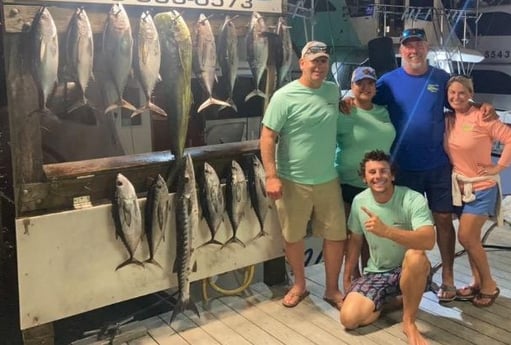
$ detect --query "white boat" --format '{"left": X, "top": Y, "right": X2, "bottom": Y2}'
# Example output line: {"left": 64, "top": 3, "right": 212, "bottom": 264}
{"left": 461, "top": 4, "right": 511, "bottom": 111}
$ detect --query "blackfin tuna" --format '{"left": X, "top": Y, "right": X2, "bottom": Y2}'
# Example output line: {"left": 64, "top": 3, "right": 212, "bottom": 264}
{"left": 224, "top": 160, "right": 248, "bottom": 247}
{"left": 245, "top": 12, "right": 269, "bottom": 101}
{"left": 132, "top": 11, "right": 167, "bottom": 118}
{"left": 112, "top": 173, "right": 144, "bottom": 270}
{"left": 144, "top": 174, "right": 170, "bottom": 268}
{"left": 217, "top": 16, "right": 239, "bottom": 112}
{"left": 65, "top": 7, "right": 94, "bottom": 112}
{"left": 193, "top": 14, "right": 232, "bottom": 113}
{"left": 198, "top": 162, "right": 224, "bottom": 247}
{"left": 30, "top": 7, "right": 59, "bottom": 112}
{"left": 102, "top": 3, "right": 136, "bottom": 114}
{"left": 247, "top": 155, "right": 269, "bottom": 240}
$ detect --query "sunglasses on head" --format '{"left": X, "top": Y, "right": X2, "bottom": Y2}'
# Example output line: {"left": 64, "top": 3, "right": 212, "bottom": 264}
{"left": 305, "top": 45, "right": 330, "bottom": 55}
{"left": 401, "top": 28, "right": 426, "bottom": 40}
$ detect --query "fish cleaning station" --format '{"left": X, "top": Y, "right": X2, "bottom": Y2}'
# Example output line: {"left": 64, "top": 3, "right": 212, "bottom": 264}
{"left": 2, "top": 0, "right": 511, "bottom": 344}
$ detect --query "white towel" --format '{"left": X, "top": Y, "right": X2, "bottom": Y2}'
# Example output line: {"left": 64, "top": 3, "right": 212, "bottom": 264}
{"left": 452, "top": 172, "right": 503, "bottom": 226}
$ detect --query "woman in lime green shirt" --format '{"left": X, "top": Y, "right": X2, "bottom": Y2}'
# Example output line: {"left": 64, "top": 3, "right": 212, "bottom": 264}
{"left": 336, "top": 66, "right": 396, "bottom": 280}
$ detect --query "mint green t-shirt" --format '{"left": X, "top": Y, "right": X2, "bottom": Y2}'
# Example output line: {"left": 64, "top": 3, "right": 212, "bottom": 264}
{"left": 348, "top": 186, "right": 433, "bottom": 273}
{"left": 262, "top": 80, "right": 339, "bottom": 184}
{"left": 335, "top": 105, "right": 396, "bottom": 188}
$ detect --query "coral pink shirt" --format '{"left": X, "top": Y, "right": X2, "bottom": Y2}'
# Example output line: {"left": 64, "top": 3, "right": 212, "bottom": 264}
{"left": 444, "top": 108, "right": 511, "bottom": 191}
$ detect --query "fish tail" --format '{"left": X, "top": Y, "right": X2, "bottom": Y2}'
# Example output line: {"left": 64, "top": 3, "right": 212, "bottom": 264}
{"left": 221, "top": 236, "right": 246, "bottom": 249}
{"left": 251, "top": 228, "right": 269, "bottom": 242}
{"left": 219, "top": 98, "right": 238, "bottom": 112}
{"left": 144, "top": 258, "right": 163, "bottom": 269}
{"left": 67, "top": 98, "right": 94, "bottom": 113}
{"left": 169, "top": 297, "right": 200, "bottom": 323}
{"left": 244, "top": 89, "right": 266, "bottom": 102}
{"left": 130, "top": 102, "right": 168, "bottom": 118}
{"left": 148, "top": 102, "right": 168, "bottom": 117}
{"left": 115, "top": 257, "right": 144, "bottom": 271}
{"left": 120, "top": 99, "right": 137, "bottom": 112}
{"left": 197, "top": 238, "right": 223, "bottom": 249}
{"left": 197, "top": 97, "right": 234, "bottom": 113}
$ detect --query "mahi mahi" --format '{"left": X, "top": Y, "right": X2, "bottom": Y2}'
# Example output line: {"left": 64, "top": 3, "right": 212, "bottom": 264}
{"left": 102, "top": 3, "right": 136, "bottom": 115}
{"left": 65, "top": 7, "right": 94, "bottom": 112}
{"left": 224, "top": 160, "right": 248, "bottom": 248}
{"left": 193, "top": 14, "right": 232, "bottom": 113}
{"left": 217, "top": 15, "right": 239, "bottom": 112}
{"left": 144, "top": 174, "right": 170, "bottom": 268}
{"left": 245, "top": 12, "right": 269, "bottom": 101}
{"left": 30, "top": 7, "right": 59, "bottom": 112}
{"left": 132, "top": 11, "right": 167, "bottom": 118}
{"left": 170, "top": 155, "right": 200, "bottom": 323}
{"left": 154, "top": 11, "right": 192, "bottom": 162}
{"left": 112, "top": 173, "right": 144, "bottom": 270}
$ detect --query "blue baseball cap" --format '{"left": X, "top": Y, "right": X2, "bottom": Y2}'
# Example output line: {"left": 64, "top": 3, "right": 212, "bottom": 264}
{"left": 351, "top": 67, "right": 377, "bottom": 83}
{"left": 400, "top": 28, "right": 427, "bottom": 44}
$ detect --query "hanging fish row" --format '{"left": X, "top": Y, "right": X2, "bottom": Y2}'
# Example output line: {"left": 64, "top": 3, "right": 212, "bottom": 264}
{"left": 198, "top": 155, "right": 270, "bottom": 249}
{"left": 29, "top": 5, "right": 293, "bottom": 117}
{"left": 111, "top": 154, "right": 269, "bottom": 271}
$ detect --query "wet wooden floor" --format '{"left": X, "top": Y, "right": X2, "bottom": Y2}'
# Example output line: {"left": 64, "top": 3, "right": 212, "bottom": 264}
{"left": 96, "top": 220, "right": 511, "bottom": 345}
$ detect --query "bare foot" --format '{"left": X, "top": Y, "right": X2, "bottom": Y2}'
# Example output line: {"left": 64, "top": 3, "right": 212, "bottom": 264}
{"left": 403, "top": 322, "right": 429, "bottom": 345}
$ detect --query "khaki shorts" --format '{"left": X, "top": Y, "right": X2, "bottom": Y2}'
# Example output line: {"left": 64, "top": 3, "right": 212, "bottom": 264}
{"left": 275, "top": 178, "right": 347, "bottom": 243}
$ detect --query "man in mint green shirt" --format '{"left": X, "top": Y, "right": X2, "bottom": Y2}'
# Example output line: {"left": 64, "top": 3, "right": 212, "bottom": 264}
{"left": 260, "top": 41, "right": 347, "bottom": 310}
{"left": 340, "top": 150, "right": 434, "bottom": 345}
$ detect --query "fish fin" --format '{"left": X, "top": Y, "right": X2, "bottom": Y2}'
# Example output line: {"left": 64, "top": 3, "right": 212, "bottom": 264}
{"left": 221, "top": 236, "right": 246, "bottom": 249}
{"left": 197, "top": 238, "right": 223, "bottom": 249}
{"left": 115, "top": 257, "right": 144, "bottom": 271}
{"left": 131, "top": 100, "right": 167, "bottom": 118}
{"left": 169, "top": 297, "right": 200, "bottom": 324}
{"left": 104, "top": 103, "right": 120, "bottom": 115}
{"left": 244, "top": 89, "right": 266, "bottom": 102}
{"left": 219, "top": 98, "right": 238, "bottom": 112}
{"left": 144, "top": 258, "right": 163, "bottom": 269}
{"left": 121, "top": 99, "right": 137, "bottom": 112}
{"left": 197, "top": 97, "right": 234, "bottom": 113}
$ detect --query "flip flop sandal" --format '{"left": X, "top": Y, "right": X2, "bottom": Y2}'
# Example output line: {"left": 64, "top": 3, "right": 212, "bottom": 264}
{"left": 323, "top": 296, "right": 343, "bottom": 310}
{"left": 282, "top": 290, "right": 310, "bottom": 308}
{"left": 472, "top": 287, "right": 500, "bottom": 308}
{"left": 456, "top": 285, "right": 480, "bottom": 301}
{"left": 437, "top": 284, "right": 457, "bottom": 303}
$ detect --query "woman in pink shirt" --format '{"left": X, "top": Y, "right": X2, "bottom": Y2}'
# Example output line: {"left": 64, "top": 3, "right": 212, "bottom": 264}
{"left": 444, "top": 75, "right": 511, "bottom": 307}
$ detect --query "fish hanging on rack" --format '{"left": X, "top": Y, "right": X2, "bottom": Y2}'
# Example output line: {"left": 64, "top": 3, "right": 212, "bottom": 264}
{"left": 276, "top": 17, "right": 293, "bottom": 87}
{"left": 112, "top": 173, "right": 144, "bottom": 271}
{"left": 132, "top": 11, "right": 167, "bottom": 118}
{"left": 30, "top": 6, "right": 59, "bottom": 113}
{"left": 217, "top": 15, "right": 239, "bottom": 112}
{"left": 170, "top": 155, "right": 200, "bottom": 323}
{"left": 154, "top": 10, "right": 192, "bottom": 164}
{"left": 223, "top": 160, "right": 249, "bottom": 248}
{"left": 247, "top": 155, "right": 270, "bottom": 240}
{"left": 64, "top": 7, "right": 94, "bottom": 113}
{"left": 102, "top": 3, "right": 136, "bottom": 115}
{"left": 245, "top": 12, "right": 269, "bottom": 101}
{"left": 197, "top": 162, "right": 224, "bottom": 247}
{"left": 192, "top": 14, "right": 232, "bottom": 113}
{"left": 144, "top": 174, "right": 170, "bottom": 268}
